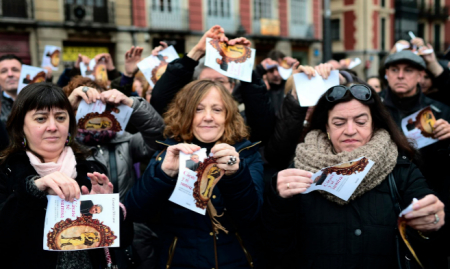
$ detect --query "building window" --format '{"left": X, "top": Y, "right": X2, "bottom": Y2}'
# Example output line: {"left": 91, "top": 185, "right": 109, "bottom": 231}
{"left": 152, "top": 0, "right": 173, "bottom": 12}
{"left": 2, "top": 0, "right": 29, "bottom": 18}
{"left": 381, "top": 18, "right": 386, "bottom": 51}
{"left": 253, "top": 0, "right": 271, "bottom": 20}
{"left": 291, "top": 0, "right": 307, "bottom": 25}
{"left": 381, "top": 0, "right": 385, "bottom": 7}
{"left": 66, "top": 0, "right": 105, "bottom": 7}
{"left": 331, "top": 19, "right": 340, "bottom": 41}
{"left": 434, "top": 24, "right": 441, "bottom": 51}
{"left": 418, "top": 23, "right": 425, "bottom": 39}
{"left": 208, "top": 0, "right": 231, "bottom": 17}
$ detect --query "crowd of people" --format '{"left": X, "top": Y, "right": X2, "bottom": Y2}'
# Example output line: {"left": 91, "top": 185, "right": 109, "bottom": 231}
{"left": 0, "top": 25, "right": 449, "bottom": 269}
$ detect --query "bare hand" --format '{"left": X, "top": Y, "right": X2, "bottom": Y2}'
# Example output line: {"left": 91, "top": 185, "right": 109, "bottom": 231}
{"left": 282, "top": 56, "right": 298, "bottom": 68}
{"left": 187, "top": 25, "right": 228, "bottom": 60}
{"left": 261, "top": 58, "right": 279, "bottom": 70}
{"left": 295, "top": 64, "right": 316, "bottom": 79}
{"left": 315, "top": 63, "right": 334, "bottom": 79}
{"left": 75, "top": 54, "right": 90, "bottom": 69}
{"left": 277, "top": 169, "right": 313, "bottom": 198}
{"left": 151, "top": 42, "right": 168, "bottom": 56}
{"left": 43, "top": 66, "right": 53, "bottom": 80}
{"left": 227, "top": 37, "right": 251, "bottom": 47}
{"left": 433, "top": 119, "right": 450, "bottom": 140}
{"left": 34, "top": 172, "right": 80, "bottom": 202}
{"left": 211, "top": 143, "right": 240, "bottom": 176}
{"left": 404, "top": 194, "right": 445, "bottom": 233}
{"left": 411, "top": 37, "right": 425, "bottom": 48}
{"left": 82, "top": 172, "right": 114, "bottom": 195}
{"left": 124, "top": 46, "right": 144, "bottom": 77}
{"left": 100, "top": 89, "right": 133, "bottom": 107}
{"left": 68, "top": 86, "right": 101, "bottom": 109}
{"left": 161, "top": 144, "right": 201, "bottom": 177}
{"left": 95, "top": 53, "right": 115, "bottom": 71}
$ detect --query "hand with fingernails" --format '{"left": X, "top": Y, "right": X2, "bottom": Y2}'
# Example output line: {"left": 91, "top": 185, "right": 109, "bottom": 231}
{"left": 162, "top": 143, "right": 201, "bottom": 178}
{"left": 210, "top": 143, "right": 240, "bottom": 176}
{"left": 34, "top": 171, "right": 113, "bottom": 202}
{"left": 404, "top": 194, "right": 445, "bottom": 233}
{"left": 68, "top": 86, "right": 101, "bottom": 109}
{"left": 99, "top": 89, "right": 133, "bottom": 107}
{"left": 277, "top": 169, "right": 313, "bottom": 198}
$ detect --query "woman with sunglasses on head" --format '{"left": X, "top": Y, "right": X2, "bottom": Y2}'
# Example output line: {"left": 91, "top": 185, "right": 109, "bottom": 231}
{"left": 261, "top": 68, "right": 445, "bottom": 268}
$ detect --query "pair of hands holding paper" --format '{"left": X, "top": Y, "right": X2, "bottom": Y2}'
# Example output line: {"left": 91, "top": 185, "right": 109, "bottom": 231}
{"left": 161, "top": 143, "right": 240, "bottom": 178}
{"left": 34, "top": 172, "right": 113, "bottom": 202}
{"left": 186, "top": 25, "right": 251, "bottom": 61}
{"left": 277, "top": 168, "right": 445, "bottom": 233}
{"left": 68, "top": 87, "right": 134, "bottom": 110}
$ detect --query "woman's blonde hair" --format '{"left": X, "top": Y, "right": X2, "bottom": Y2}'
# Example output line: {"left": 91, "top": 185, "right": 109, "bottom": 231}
{"left": 164, "top": 80, "right": 248, "bottom": 144}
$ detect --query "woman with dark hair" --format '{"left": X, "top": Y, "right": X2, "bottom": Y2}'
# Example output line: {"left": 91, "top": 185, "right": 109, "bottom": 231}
{"left": 261, "top": 83, "right": 445, "bottom": 268}
{"left": 124, "top": 79, "right": 264, "bottom": 269}
{"left": 0, "top": 83, "right": 130, "bottom": 268}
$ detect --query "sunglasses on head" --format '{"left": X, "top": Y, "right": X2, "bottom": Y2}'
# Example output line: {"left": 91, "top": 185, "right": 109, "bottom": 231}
{"left": 325, "top": 84, "right": 372, "bottom": 102}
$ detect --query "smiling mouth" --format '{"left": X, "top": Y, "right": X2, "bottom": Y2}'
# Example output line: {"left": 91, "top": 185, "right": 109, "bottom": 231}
{"left": 343, "top": 140, "right": 359, "bottom": 143}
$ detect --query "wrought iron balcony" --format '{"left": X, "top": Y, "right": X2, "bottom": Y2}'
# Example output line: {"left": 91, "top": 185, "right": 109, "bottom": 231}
{"left": 418, "top": 4, "right": 449, "bottom": 20}
{"left": 0, "top": 0, "right": 33, "bottom": 19}
{"left": 65, "top": 0, "right": 115, "bottom": 24}
{"left": 290, "top": 23, "right": 315, "bottom": 39}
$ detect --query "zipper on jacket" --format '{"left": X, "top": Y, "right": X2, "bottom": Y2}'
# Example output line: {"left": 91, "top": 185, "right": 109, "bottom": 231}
{"left": 166, "top": 236, "right": 178, "bottom": 269}
{"left": 97, "top": 145, "right": 104, "bottom": 155}
{"left": 238, "top": 141, "right": 261, "bottom": 153}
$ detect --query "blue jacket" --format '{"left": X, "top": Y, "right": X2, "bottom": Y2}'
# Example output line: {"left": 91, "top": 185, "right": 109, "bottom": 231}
{"left": 124, "top": 138, "right": 264, "bottom": 269}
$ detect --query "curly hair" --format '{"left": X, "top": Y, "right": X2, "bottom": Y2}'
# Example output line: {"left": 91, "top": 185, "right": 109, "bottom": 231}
{"left": 62, "top": 75, "right": 108, "bottom": 96}
{"left": 163, "top": 80, "right": 248, "bottom": 144}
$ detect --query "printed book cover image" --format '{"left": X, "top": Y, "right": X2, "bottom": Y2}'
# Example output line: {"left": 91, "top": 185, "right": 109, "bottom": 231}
{"left": 43, "top": 194, "right": 120, "bottom": 251}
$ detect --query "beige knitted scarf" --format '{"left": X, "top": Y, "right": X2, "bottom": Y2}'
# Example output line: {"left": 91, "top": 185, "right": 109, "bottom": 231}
{"left": 294, "top": 129, "right": 398, "bottom": 205}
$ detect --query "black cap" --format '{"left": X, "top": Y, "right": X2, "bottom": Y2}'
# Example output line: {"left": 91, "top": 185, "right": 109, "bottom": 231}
{"left": 384, "top": 50, "right": 426, "bottom": 70}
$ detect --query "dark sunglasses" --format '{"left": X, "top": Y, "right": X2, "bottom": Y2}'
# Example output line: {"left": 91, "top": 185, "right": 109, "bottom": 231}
{"left": 325, "top": 84, "right": 372, "bottom": 102}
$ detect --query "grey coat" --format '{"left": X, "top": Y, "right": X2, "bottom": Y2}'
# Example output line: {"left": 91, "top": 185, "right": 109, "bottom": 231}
{"left": 88, "top": 97, "right": 164, "bottom": 201}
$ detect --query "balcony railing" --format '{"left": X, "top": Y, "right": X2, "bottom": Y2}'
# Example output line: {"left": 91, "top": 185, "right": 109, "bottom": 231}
{"left": 290, "top": 23, "right": 315, "bottom": 39}
{"left": 206, "top": 14, "right": 237, "bottom": 35}
{"left": 149, "top": 0, "right": 188, "bottom": 31}
{"left": 418, "top": 5, "right": 449, "bottom": 20}
{"left": 0, "top": 0, "right": 33, "bottom": 19}
{"left": 65, "top": 0, "right": 115, "bottom": 24}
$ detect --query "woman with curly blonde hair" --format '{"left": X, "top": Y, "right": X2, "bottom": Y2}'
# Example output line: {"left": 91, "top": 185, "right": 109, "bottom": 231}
{"left": 124, "top": 79, "right": 265, "bottom": 269}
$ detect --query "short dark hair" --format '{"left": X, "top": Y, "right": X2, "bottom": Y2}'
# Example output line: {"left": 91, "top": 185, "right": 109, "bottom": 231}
{"left": 305, "top": 86, "right": 417, "bottom": 159}
{"left": 0, "top": 54, "right": 23, "bottom": 65}
{"left": 267, "top": 50, "right": 286, "bottom": 61}
{"left": 0, "top": 82, "right": 88, "bottom": 162}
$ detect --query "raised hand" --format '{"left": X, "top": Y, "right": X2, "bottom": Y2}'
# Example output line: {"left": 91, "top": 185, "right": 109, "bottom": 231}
{"left": 124, "top": 46, "right": 144, "bottom": 77}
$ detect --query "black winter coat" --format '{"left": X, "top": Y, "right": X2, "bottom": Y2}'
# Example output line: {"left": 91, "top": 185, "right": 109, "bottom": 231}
{"left": 0, "top": 151, "right": 132, "bottom": 269}
{"left": 261, "top": 156, "right": 438, "bottom": 269}
{"left": 150, "top": 55, "right": 275, "bottom": 145}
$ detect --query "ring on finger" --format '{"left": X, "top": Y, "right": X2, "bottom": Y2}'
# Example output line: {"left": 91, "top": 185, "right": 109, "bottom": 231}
{"left": 111, "top": 95, "right": 116, "bottom": 99}
{"left": 287, "top": 182, "right": 290, "bottom": 189}
{"left": 433, "top": 213, "right": 440, "bottom": 225}
{"left": 82, "top": 86, "right": 89, "bottom": 93}
{"left": 227, "top": 156, "right": 237, "bottom": 166}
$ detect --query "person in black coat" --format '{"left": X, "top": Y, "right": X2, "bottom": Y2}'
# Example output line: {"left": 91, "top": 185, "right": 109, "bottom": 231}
{"left": 0, "top": 83, "right": 132, "bottom": 269}
{"left": 150, "top": 25, "right": 275, "bottom": 146}
{"left": 261, "top": 83, "right": 445, "bottom": 269}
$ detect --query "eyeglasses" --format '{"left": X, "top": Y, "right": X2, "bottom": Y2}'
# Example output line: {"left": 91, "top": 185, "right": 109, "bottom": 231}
{"left": 325, "top": 84, "right": 372, "bottom": 102}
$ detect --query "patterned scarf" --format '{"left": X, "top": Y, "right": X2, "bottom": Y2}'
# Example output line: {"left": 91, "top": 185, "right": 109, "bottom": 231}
{"left": 294, "top": 129, "right": 398, "bottom": 205}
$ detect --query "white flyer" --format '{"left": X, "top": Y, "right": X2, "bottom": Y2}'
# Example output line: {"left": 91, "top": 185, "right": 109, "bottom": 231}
{"left": 204, "top": 37, "right": 256, "bottom": 82}
{"left": 80, "top": 58, "right": 108, "bottom": 83}
{"left": 278, "top": 66, "right": 293, "bottom": 80}
{"left": 401, "top": 106, "right": 438, "bottom": 149}
{"left": 76, "top": 100, "right": 133, "bottom": 136}
{"left": 303, "top": 156, "right": 375, "bottom": 201}
{"left": 17, "top": 64, "right": 48, "bottom": 94}
{"left": 137, "top": 45, "right": 179, "bottom": 87}
{"left": 169, "top": 149, "right": 208, "bottom": 215}
{"left": 43, "top": 194, "right": 120, "bottom": 251}
{"left": 293, "top": 70, "right": 339, "bottom": 107}
{"left": 41, "top": 45, "right": 61, "bottom": 71}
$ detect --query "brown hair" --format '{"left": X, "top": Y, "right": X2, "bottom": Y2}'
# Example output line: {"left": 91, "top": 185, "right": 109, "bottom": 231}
{"left": 63, "top": 75, "right": 108, "bottom": 96}
{"left": 163, "top": 80, "right": 248, "bottom": 144}
{"left": 306, "top": 85, "right": 417, "bottom": 159}
{"left": 0, "top": 82, "right": 89, "bottom": 163}
{"left": 133, "top": 71, "right": 151, "bottom": 97}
